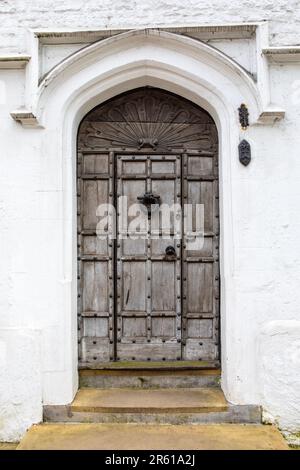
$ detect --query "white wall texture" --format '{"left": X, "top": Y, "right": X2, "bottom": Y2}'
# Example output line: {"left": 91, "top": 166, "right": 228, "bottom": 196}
{"left": 1, "top": 0, "right": 300, "bottom": 52}
{"left": 258, "top": 322, "right": 300, "bottom": 433}
{"left": 0, "top": 2, "right": 300, "bottom": 443}
{"left": 0, "top": 330, "right": 42, "bottom": 441}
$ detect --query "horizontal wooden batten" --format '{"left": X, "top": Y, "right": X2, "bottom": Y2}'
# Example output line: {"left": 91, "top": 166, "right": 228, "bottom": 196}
{"left": 120, "top": 174, "right": 177, "bottom": 180}
{"left": 80, "top": 256, "right": 110, "bottom": 261}
{"left": 119, "top": 256, "right": 177, "bottom": 261}
{"left": 78, "top": 360, "right": 220, "bottom": 370}
{"left": 185, "top": 257, "right": 216, "bottom": 263}
{"left": 79, "top": 148, "right": 215, "bottom": 155}
{"left": 186, "top": 176, "right": 218, "bottom": 181}
{"left": 81, "top": 311, "right": 110, "bottom": 318}
{"left": 79, "top": 367, "right": 221, "bottom": 376}
{"left": 78, "top": 230, "right": 98, "bottom": 235}
{"left": 120, "top": 311, "right": 176, "bottom": 317}
{"left": 81, "top": 174, "right": 110, "bottom": 180}
{"left": 185, "top": 313, "right": 214, "bottom": 318}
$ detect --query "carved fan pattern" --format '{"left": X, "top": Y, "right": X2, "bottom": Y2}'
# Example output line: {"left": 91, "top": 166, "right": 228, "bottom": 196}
{"left": 78, "top": 88, "right": 217, "bottom": 150}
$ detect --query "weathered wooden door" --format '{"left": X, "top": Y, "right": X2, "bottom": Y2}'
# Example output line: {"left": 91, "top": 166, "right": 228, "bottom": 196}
{"left": 77, "top": 87, "right": 219, "bottom": 365}
{"left": 116, "top": 154, "right": 182, "bottom": 361}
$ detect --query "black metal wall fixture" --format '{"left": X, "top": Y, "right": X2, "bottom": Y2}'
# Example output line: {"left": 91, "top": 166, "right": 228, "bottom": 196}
{"left": 238, "top": 103, "right": 249, "bottom": 130}
{"left": 238, "top": 139, "right": 251, "bottom": 166}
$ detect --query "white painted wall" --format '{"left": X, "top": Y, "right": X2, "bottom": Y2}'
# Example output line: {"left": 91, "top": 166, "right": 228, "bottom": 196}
{"left": 0, "top": 0, "right": 300, "bottom": 52}
{"left": 0, "top": 330, "right": 42, "bottom": 441}
{"left": 0, "top": 10, "right": 300, "bottom": 442}
{"left": 0, "top": 69, "right": 44, "bottom": 441}
{"left": 258, "top": 322, "right": 300, "bottom": 433}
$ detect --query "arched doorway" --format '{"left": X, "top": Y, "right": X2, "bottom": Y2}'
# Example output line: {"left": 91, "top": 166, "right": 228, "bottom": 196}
{"left": 77, "top": 87, "right": 219, "bottom": 366}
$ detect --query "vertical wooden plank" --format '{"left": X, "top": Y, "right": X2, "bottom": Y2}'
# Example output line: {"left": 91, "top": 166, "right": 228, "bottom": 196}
{"left": 77, "top": 152, "right": 114, "bottom": 364}
{"left": 183, "top": 143, "right": 219, "bottom": 362}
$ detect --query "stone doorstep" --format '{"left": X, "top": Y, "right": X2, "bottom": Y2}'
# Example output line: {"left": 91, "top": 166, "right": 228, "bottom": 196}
{"left": 43, "top": 387, "right": 262, "bottom": 424}
{"left": 71, "top": 387, "right": 228, "bottom": 413}
{"left": 43, "top": 406, "right": 262, "bottom": 425}
{"left": 17, "top": 423, "right": 289, "bottom": 450}
{"left": 79, "top": 368, "right": 221, "bottom": 389}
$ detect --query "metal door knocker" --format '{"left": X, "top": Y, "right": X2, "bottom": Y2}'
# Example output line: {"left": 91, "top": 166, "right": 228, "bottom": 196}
{"left": 165, "top": 246, "right": 176, "bottom": 257}
{"left": 137, "top": 191, "right": 161, "bottom": 217}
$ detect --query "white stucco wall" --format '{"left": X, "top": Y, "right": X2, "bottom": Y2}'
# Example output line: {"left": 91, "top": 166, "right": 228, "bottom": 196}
{"left": 0, "top": 0, "right": 300, "bottom": 52}
{"left": 258, "top": 322, "right": 300, "bottom": 433}
{"left": 0, "top": 4, "right": 300, "bottom": 442}
{"left": 0, "top": 68, "right": 44, "bottom": 441}
{"left": 0, "top": 329, "right": 42, "bottom": 441}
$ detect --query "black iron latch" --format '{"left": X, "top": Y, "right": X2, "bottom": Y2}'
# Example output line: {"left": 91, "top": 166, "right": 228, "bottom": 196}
{"left": 137, "top": 191, "right": 161, "bottom": 217}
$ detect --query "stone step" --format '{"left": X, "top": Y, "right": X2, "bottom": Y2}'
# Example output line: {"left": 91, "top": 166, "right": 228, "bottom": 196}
{"left": 17, "top": 423, "right": 289, "bottom": 450}
{"left": 43, "top": 387, "right": 262, "bottom": 425}
{"left": 79, "top": 368, "right": 221, "bottom": 389}
{"left": 73, "top": 387, "right": 227, "bottom": 413}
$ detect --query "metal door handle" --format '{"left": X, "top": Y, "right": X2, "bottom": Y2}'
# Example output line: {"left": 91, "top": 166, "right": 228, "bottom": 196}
{"left": 165, "top": 246, "right": 176, "bottom": 256}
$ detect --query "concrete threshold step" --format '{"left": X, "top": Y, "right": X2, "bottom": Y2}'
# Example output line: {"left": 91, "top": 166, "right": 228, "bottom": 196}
{"left": 79, "top": 368, "right": 220, "bottom": 389}
{"left": 17, "top": 423, "right": 289, "bottom": 450}
{"left": 72, "top": 387, "right": 227, "bottom": 413}
{"left": 43, "top": 387, "right": 262, "bottom": 424}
